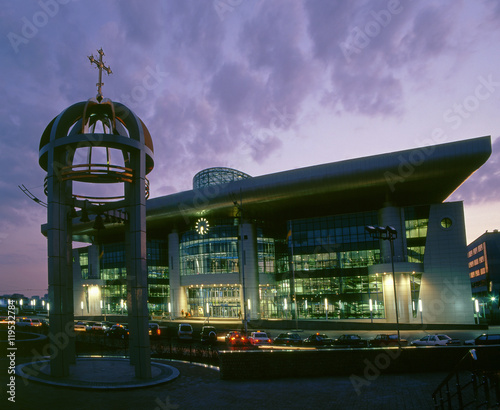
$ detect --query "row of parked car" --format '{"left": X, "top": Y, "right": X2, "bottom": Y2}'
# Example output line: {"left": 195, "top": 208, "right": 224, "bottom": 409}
{"left": 73, "top": 321, "right": 161, "bottom": 339}
{"left": 221, "top": 331, "right": 500, "bottom": 348}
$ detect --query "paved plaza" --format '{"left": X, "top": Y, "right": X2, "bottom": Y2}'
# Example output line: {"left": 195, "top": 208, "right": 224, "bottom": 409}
{"left": 2, "top": 356, "right": 447, "bottom": 410}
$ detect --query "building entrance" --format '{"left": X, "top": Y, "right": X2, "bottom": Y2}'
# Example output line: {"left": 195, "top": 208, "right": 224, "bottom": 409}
{"left": 187, "top": 285, "right": 242, "bottom": 318}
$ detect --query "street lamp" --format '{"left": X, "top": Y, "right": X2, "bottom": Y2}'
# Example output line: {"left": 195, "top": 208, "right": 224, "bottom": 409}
{"left": 365, "top": 225, "right": 401, "bottom": 347}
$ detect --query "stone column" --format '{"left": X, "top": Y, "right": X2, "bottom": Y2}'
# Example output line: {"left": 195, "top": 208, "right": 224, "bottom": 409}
{"left": 46, "top": 147, "right": 74, "bottom": 377}
{"left": 239, "top": 222, "right": 260, "bottom": 320}
{"left": 126, "top": 147, "right": 151, "bottom": 379}
{"left": 378, "top": 204, "right": 411, "bottom": 323}
{"left": 168, "top": 230, "right": 184, "bottom": 318}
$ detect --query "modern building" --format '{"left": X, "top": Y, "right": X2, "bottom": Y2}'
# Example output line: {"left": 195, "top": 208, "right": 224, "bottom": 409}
{"left": 70, "top": 135, "right": 492, "bottom": 325}
{"left": 468, "top": 230, "right": 500, "bottom": 323}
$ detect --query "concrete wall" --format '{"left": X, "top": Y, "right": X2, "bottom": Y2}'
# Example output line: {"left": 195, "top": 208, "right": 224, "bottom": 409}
{"left": 421, "top": 202, "right": 475, "bottom": 324}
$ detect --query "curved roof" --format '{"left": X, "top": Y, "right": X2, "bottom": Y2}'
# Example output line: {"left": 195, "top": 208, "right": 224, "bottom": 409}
{"left": 146, "top": 136, "right": 491, "bottom": 229}
{"left": 39, "top": 99, "right": 154, "bottom": 174}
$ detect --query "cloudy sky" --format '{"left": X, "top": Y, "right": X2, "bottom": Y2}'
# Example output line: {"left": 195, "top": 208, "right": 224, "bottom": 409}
{"left": 1, "top": 0, "right": 499, "bottom": 297}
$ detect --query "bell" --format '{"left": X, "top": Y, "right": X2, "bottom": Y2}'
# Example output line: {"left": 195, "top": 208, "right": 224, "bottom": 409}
{"left": 80, "top": 209, "right": 90, "bottom": 223}
{"left": 93, "top": 214, "right": 105, "bottom": 230}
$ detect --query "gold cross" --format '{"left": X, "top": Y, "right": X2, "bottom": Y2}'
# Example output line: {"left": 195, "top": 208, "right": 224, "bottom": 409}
{"left": 88, "top": 48, "right": 112, "bottom": 102}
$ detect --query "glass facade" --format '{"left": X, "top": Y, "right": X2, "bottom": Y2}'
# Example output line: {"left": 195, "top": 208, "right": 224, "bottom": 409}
{"left": 79, "top": 251, "right": 89, "bottom": 280}
{"left": 273, "top": 212, "right": 384, "bottom": 319}
{"left": 78, "top": 240, "right": 169, "bottom": 314}
{"left": 180, "top": 224, "right": 240, "bottom": 275}
{"left": 76, "top": 205, "right": 433, "bottom": 320}
{"left": 404, "top": 206, "right": 429, "bottom": 264}
{"left": 179, "top": 220, "right": 276, "bottom": 276}
{"left": 186, "top": 286, "right": 241, "bottom": 318}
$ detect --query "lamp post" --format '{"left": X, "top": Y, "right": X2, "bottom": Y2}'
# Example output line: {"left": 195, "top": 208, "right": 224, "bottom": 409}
{"left": 365, "top": 225, "right": 401, "bottom": 348}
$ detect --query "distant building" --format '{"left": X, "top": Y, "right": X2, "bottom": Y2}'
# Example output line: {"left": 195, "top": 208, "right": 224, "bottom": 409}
{"left": 468, "top": 230, "right": 500, "bottom": 323}
{"left": 66, "top": 136, "right": 491, "bottom": 324}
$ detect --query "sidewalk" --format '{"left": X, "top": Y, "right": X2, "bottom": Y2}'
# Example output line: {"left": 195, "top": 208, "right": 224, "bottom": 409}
{"left": 3, "top": 357, "right": 446, "bottom": 409}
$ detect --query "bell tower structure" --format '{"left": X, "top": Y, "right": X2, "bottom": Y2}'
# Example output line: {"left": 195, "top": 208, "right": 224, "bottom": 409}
{"left": 38, "top": 49, "right": 154, "bottom": 378}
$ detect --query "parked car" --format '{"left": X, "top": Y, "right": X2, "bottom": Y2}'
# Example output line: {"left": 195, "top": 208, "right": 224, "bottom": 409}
{"left": 74, "top": 321, "right": 88, "bottom": 332}
{"left": 273, "top": 332, "right": 303, "bottom": 346}
{"left": 149, "top": 323, "right": 161, "bottom": 337}
{"left": 17, "top": 318, "right": 42, "bottom": 327}
{"left": 105, "top": 324, "right": 129, "bottom": 339}
{"left": 369, "top": 334, "right": 408, "bottom": 347}
{"left": 411, "top": 334, "right": 461, "bottom": 346}
{"left": 178, "top": 323, "right": 193, "bottom": 341}
{"left": 249, "top": 331, "right": 273, "bottom": 345}
{"left": 91, "top": 322, "right": 104, "bottom": 332}
{"left": 464, "top": 334, "right": 500, "bottom": 346}
{"left": 225, "top": 331, "right": 249, "bottom": 346}
{"left": 332, "top": 334, "right": 367, "bottom": 348}
{"left": 200, "top": 326, "right": 217, "bottom": 344}
{"left": 303, "top": 333, "right": 334, "bottom": 347}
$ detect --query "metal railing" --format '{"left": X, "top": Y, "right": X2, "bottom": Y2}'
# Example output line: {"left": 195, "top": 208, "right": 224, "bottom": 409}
{"left": 432, "top": 349, "right": 500, "bottom": 409}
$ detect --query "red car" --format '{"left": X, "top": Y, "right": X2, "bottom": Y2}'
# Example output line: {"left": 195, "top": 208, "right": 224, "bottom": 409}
{"left": 225, "top": 331, "right": 249, "bottom": 346}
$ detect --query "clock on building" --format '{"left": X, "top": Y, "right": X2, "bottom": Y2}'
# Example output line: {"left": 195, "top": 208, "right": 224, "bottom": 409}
{"left": 195, "top": 217, "right": 210, "bottom": 235}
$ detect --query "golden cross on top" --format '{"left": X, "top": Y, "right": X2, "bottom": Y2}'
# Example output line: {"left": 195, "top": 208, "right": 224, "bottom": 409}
{"left": 88, "top": 48, "right": 112, "bottom": 102}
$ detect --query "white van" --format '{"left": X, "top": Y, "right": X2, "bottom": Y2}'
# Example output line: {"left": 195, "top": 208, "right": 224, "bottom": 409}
{"left": 178, "top": 323, "right": 193, "bottom": 340}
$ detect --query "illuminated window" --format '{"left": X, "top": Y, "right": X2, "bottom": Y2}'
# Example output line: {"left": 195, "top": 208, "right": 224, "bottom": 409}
{"left": 440, "top": 217, "right": 452, "bottom": 229}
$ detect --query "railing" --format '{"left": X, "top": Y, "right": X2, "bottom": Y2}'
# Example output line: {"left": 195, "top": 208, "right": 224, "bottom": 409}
{"left": 73, "top": 332, "right": 220, "bottom": 367}
{"left": 432, "top": 349, "right": 500, "bottom": 409}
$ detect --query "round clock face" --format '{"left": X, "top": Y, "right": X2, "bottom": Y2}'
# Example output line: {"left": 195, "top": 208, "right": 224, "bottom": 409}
{"left": 195, "top": 218, "right": 210, "bottom": 235}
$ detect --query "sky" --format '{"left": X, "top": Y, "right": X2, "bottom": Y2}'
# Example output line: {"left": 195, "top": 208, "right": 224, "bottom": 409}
{"left": 1, "top": 0, "right": 499, "bottom": 298}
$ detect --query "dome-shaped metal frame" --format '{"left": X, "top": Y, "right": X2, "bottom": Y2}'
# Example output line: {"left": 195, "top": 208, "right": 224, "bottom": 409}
{"left": 193, "top": 167, "right": 250, "bottom": 189}
{"left": 39, "top": 99, "right": 154, "bottom": 203}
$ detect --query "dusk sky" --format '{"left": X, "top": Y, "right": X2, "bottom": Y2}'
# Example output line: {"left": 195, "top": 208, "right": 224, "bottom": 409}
{"left": 1, "top": 0, "right": 499, "bottom": 297}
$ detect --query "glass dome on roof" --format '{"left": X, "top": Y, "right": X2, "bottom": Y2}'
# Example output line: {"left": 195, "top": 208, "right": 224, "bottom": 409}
{"left": 193, "top": 167, "right": 250, "bottom": 189}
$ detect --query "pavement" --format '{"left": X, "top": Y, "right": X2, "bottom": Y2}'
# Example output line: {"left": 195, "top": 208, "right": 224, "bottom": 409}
{"left": 3, "top": 324, "right": 498, "bottom": 409}
{"left": 2, "top": 355, "right": 448, "bottom": 410}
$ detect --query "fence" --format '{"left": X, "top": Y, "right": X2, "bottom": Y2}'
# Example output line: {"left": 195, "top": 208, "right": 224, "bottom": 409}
{"left": 432, "top": 348, "right": 500, "bottom": 409}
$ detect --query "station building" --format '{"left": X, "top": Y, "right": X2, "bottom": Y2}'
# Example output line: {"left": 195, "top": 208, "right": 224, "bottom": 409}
{"left": 71, "top": 135, "right": 491, "bottom": 325}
